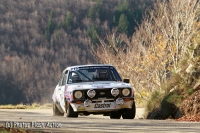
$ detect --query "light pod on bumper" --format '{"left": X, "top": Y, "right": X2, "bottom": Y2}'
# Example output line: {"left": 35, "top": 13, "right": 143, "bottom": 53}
{"left": 116, "top": 98, "right": 124, "bottom": 105}
{"left": 122, "top": 88, "right": 130, "bottom": 96}
{"left": 87, "top": 89, "right": 96, "bottom": 98}
{"left": 84, "top": 99, "right": 92, "bottom": 107}
{"left": 111, "top": 88, "right": 119, "bottom": 97}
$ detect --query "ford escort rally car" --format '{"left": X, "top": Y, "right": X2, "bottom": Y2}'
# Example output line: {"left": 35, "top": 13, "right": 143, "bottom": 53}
{"left": 52, "top": 64, "right": 136, "bottom": 119}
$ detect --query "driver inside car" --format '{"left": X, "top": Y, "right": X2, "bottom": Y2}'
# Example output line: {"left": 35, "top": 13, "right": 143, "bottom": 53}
{"left": 98, "top": 71, "right": 107, "bottom": 80}
{"left": 72, "top": 73, "right": 80, "bottom": 82}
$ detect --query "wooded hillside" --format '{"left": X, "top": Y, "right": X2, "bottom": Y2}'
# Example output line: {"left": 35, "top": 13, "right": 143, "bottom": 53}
{"left": 93, "top": 0, "right": 200, "bottom": 119}
{"left": 0, "top": 0, "right": 153, "bottom": 104}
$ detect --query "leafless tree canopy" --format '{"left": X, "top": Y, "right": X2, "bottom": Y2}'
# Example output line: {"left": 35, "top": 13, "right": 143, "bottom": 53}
{"left": 94, "top": 0, "right": 200, "bottom": 102}
{"left": 0, "top": 0, "right": 154, "bottom": 104}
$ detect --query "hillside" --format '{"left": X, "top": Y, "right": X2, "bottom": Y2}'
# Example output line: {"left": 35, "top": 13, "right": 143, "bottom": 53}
{"left": 91, "top": 0, "right": 200, "bottom": 120}
{"left": 0, "top": 0, "right": 153, "bottom": 104}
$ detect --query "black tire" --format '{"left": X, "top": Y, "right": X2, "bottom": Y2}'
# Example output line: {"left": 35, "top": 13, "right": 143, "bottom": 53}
{"left": 110, "top": 111, "right": 121, "bottom": 119}
{"left": 122, "top": 102, "right": 136, "bottom": 119}
{"left": 52, "top": 101, "right": 64, "bottom": 116}
{"left": 65, "top": 100, "right": 78, "bottom": 118}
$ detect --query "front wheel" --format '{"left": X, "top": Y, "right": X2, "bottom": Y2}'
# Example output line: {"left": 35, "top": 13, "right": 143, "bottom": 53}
{"left": 52, "top": 101, "right": 64, "bottom": 116}
{"left": 122, "top": 102, "right": 136, "bottom": 119}
{"left": 65, "top": 100, "right": 78, "bottom": 118}
{"left": 110, "top": 111, "right": 121, "bottom": 119}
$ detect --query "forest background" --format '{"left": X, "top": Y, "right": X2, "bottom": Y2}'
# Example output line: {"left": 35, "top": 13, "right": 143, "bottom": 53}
{"left": 1, "top": 0, "right": 200, "bottom": 116}
{"left": 0, "top": 0, "right": 152, "bottom": 104}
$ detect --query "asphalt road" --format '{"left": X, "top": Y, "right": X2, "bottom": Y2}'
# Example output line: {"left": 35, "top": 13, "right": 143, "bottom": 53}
{"left": 0, "top": 108, "right": 200, "bottom": 133}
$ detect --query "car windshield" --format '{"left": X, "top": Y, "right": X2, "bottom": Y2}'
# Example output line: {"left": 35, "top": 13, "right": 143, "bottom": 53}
{"left": 67, "top": 66, "right": 122, "bottom": 84}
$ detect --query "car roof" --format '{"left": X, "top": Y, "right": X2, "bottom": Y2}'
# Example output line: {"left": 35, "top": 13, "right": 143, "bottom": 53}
{"left": 62, "top": 64, "right": 114, "bottom": 73}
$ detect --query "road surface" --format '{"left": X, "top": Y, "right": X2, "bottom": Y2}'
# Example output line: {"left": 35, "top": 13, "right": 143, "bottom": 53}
{"left": 0, "top": 108, "right": 200, "bottom": 133}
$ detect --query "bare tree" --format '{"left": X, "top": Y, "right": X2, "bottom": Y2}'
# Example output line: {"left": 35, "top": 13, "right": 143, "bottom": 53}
{"left": 149, "top": 0, "right": 200, "bottom": 72}
{"left": 93, "top": 0, "right": 200, "bottom": 102}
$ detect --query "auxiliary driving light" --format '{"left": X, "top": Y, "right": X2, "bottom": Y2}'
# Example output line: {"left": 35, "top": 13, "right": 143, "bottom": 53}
{"left": 87, "top": 89, "right": 96, "bottom": 98}
{"left": 116, "top": 98, "right": 124, "bottom": 105}
{"left": 111, "top": 88, "right": 119, "bottom": 97}
{"left": 84, "top": 99, "right": 92, "bottom": 107}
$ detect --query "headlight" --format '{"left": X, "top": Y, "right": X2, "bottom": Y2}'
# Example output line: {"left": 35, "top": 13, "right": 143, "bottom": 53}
{"left": 87, "top": 89, "right": 96, "bottom": 98}
{"left": 74, "top": 91, "right": 83, "bottom": 99}
{"left": 122, "top": 88, "right": 130, "bottom": 96}
{"left": 111, "top": 88, "right": 119, "bottom": 97}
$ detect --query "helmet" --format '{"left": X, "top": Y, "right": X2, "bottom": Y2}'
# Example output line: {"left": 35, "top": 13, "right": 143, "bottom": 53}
{"left": 72, "top": 73, "right": 80, "bottom": 82}
{"left": 98, "top": 70, "right": 107, "bottom": 79}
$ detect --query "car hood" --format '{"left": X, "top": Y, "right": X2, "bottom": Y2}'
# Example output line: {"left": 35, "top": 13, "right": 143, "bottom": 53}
{"left": 67, "top": 81, "right": 132, "bottom": 91}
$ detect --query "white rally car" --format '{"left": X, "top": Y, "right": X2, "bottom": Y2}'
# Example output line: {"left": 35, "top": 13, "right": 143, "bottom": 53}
{"left": 52, "top": 64, "right": 136, "bottom": 119}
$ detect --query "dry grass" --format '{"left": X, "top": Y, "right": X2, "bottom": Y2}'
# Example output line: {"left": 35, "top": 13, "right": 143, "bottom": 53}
{"left": 0, "top": 126, "right": 42, "bottom": 133}
{"left": 0, "top": 103, "right": 52, "bottom": 109}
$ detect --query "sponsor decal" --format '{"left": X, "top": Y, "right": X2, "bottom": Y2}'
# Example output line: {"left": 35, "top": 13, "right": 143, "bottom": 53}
{"left": 71, "top": 66, "right": 114, "bottom": 70}
{"left": 65, "top": 90, "right": 70, "bottom": 97}
{"left": 65, "top": 91, "right": 70, "bottom": 99}
{"left": 97, "top": 86, "right": 104, "bottom": 88}
{"left": 120, "top": 104, "right": 128, "bottom": 108}
{"left": 52, "top": 94, "right": 57, "bottom": 102}
{"left": 92, "top": 84, "right": 111, "bottom": 88}
{"left": 65, "top": 91, "right": 73, "bottom": 101}
{"left": 65, "top": 93, "right": 69, "bottom": 97}
{"left": 71, "top": 67, "right": 79, "bottom": 71}
{"left": 77, "top": 106, "right": 85, "bottom": 111}
{"left": 64, "top": 87, "right": 73, "bottom": 101}
{"left": 94, "top": 103, "right": 111, "bottom": 108}
{"left": 64, "top": 86, "right": 68, "bottom": 93}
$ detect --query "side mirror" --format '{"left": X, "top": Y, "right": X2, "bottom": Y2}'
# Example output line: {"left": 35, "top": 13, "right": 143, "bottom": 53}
{"left": 123, "top": 78, "right": 130, "bottom": 83}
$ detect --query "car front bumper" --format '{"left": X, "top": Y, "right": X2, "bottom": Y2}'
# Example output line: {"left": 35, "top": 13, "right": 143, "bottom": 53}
{"left": 70, "top": 100, "right": 134, "bottom": 112}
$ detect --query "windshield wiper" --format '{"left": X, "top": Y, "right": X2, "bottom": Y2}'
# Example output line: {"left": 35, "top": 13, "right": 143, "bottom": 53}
{"left": 77, "top": 70, "right": 92, "bottom": 81}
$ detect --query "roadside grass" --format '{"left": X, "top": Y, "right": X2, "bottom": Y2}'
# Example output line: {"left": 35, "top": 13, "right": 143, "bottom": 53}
{"left": 0, "top": 126, "right": 43, "bottom": 133}
{"left": 0, "top": 103, "right": 52, "bottom": 109}
{"left": 135, "top": 99, "right": 146, "bottom": 108}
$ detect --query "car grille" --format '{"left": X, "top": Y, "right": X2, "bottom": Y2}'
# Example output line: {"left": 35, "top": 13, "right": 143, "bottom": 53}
{"left": 94, "top": 89, "right": 114, "bottom": 99}
{"left": 75, "top": 88, "right": 132, "bottom": 100}
{"left": 81, "top": 88, "right": 113, "bottom": 99}
{"left": 83, "top": 88, "right": 125, "bottom": 99}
